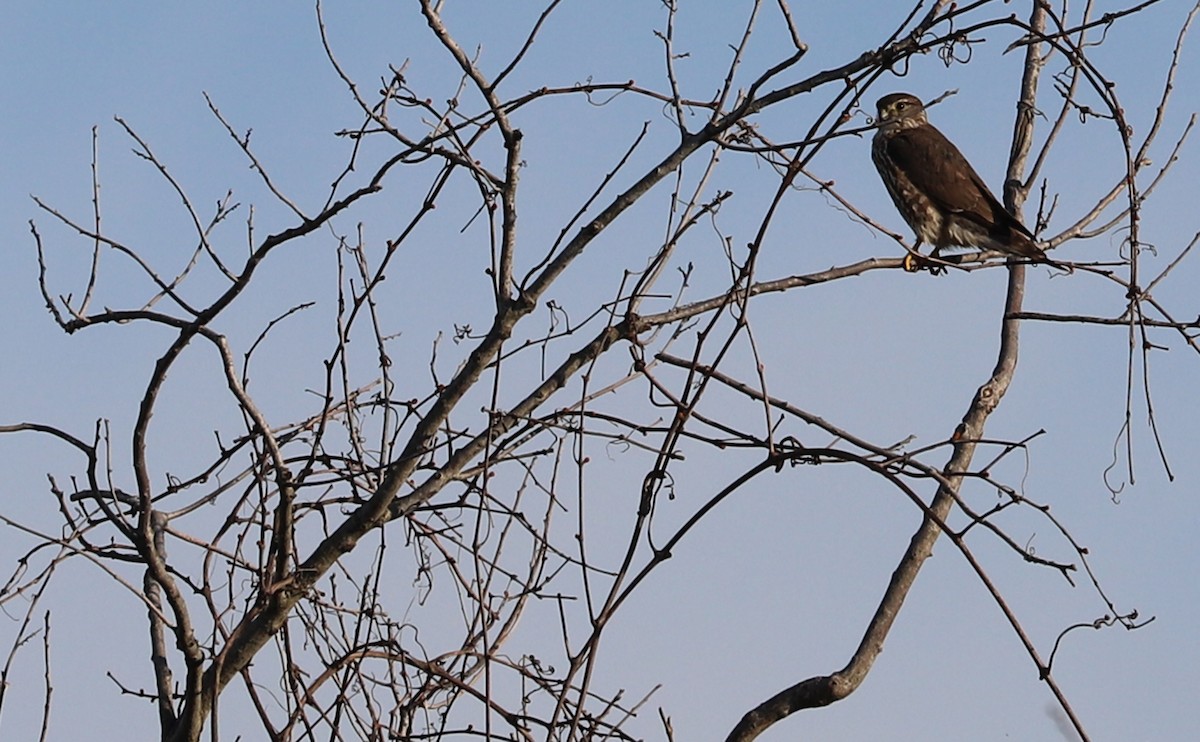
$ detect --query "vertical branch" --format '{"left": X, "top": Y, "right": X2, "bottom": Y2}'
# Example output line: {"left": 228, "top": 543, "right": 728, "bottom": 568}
{"left": 723, "top": 3, "right": 1088, "bottom": 741}
{"left": 1005, "top": 1, "right": 1046, "bottom": 216}
{"left": 145, "top": 510, "right": 177, "bottom": 732}
{"left": 38, "top": 611, "right": 52, "bottom": 742}
{"left": 418, "top": 0, "right": 522, "bottom": 305}
{"left": 81, "top": 127, "right": 102, "bottom": 317}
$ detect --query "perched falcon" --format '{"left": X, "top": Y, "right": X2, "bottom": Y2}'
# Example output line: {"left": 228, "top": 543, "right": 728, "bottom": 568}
{"left": 871, "top": 92, "right": 1047, "bottom": 269}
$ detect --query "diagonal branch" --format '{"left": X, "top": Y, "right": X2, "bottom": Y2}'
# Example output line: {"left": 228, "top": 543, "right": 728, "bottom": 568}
{"left": 723, "top": 4, "right": 1089, "bottom": 740}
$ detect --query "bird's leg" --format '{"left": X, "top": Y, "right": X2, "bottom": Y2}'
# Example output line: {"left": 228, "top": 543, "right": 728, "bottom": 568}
{"left": 902, "top": 241, "right": 949, "bottom": 275}
{"left": 902, "top": 240, "right": 926, "bottom": 273}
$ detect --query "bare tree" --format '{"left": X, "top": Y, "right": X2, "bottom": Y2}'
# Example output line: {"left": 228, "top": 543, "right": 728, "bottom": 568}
{"left": 2, "top": 1, "right": 1197, "bottom": 740}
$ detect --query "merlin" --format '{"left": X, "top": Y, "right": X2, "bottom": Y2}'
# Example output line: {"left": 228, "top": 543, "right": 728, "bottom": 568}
{"left": 871, "top": 92, "right": 1048, "bottom": 269}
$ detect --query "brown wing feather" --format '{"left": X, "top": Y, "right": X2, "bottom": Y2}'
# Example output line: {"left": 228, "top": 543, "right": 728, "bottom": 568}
{"left": 882, "top": 124, "right": 1034, "bottom": 242}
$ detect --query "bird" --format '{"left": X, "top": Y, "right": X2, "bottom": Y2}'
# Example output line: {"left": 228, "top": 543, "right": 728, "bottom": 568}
{"left": 870, "top": 92, "right": 1048, "bottom": 271}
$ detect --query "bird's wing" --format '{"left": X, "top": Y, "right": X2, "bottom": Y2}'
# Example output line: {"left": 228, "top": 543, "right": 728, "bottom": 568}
{"left": 882, "top": 125, "right": 1034, "bottom": 240}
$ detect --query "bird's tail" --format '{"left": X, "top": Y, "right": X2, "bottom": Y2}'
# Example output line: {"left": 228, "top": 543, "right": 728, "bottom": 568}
{"left": 1010, "top": 229, "right": 1048, "bottom": 260}
{"left": 1009, "top": 229, "right": 1074, "bottom": 272}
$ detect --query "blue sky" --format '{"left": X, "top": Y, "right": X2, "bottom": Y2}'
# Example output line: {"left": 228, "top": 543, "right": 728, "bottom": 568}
{"left": 2, "top": 2, "right": 1199, "bottom": 740}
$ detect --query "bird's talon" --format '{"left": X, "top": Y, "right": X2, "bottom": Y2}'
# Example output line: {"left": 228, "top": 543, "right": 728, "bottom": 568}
{"left": 903, "top": 253, "right": 920, "bottom": 273}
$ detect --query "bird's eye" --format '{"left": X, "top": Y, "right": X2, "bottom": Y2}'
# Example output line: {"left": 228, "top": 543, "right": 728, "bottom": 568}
{"left": 896, "top": 101, "right": 907, "bottom": 110}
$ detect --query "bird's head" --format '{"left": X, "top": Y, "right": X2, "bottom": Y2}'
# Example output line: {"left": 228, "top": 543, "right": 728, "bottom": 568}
{"left": 874, "top": 93, "right": 927, "bottom": 131}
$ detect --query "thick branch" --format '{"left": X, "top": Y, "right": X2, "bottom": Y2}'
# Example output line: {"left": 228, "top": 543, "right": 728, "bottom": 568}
{"left": 725, "top": 4, "right": 1065, "bottom": 740}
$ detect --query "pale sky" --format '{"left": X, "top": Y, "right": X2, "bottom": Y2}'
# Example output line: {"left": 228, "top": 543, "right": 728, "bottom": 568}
{"left": 2, "top": 2, "right": 1198, "bottom": 740}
